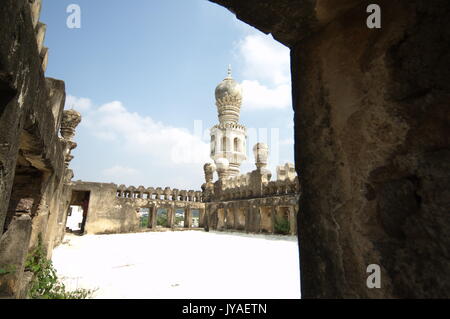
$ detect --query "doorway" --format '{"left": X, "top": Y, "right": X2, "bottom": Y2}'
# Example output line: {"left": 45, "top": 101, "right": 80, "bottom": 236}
{"left": 67, "top": 191, "right": 90, "bottom": 235}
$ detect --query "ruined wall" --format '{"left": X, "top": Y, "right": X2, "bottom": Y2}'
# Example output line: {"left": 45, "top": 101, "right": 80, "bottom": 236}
{"left": 71, "top": 182, "right": 205, "bottom": 235}
{"left": 0, "top": 0, "right": 72, "bottom": 298}
{"left": 70, "top": 182, "right": 140, "bottom": 235}
{"left": 211, "top": 0, "right": 450, "bottom": 298}
{"left": 203, "top": 153, "right": 300, "bottom": 235}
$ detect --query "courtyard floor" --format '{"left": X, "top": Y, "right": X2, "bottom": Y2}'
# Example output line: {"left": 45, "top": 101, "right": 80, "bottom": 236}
{"left": 52, "top": 231, "right": 301, "bottom": 299}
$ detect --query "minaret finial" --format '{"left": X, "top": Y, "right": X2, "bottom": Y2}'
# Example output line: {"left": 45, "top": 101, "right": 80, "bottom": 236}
{"left": 227, "top": 64, "right": 232, "bottom": 78}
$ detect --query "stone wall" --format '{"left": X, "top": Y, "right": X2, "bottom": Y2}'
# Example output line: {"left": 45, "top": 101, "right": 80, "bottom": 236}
{"left": 202, "top": 144, "right": 300, "bottom": 235}
{"left": 70, "top": 181, "right": 206, "bottom": 234}
{"left": 211, "top": 0, "right": 450, "bottom": 298}
{"left": 0, "top": 0, "right": 74, "bottom": 298}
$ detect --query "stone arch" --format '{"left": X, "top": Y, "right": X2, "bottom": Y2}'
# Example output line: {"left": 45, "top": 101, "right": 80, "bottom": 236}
{"left": 235, "top": 208, "right": 246, "bottom": 230}
{"left": 211, "top": 134, "right": 216, "bottom": 156}
{"left": 233, "top": 137, "right": 240, "bottom": 152}
{"left": 221, "top": 136, "right": 227, "bottom": 152}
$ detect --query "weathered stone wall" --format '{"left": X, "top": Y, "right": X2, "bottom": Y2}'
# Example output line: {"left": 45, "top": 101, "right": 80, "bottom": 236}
{"left": 0, "top": 0, "right": 72, "bottom": 298}
{"left": 211, "top": 0, "right": 450, "bottom": 298}
{"left": 203, "top": 147, "right": 300, "bottom": 235}
{"left": 69, "top": 182, "right": 140, "bottom": 235}
{"left": 70, "top": 181, "right": 206, "bottom": 234}
{"left": 205, "top": 195, "right": 298, "bottom": 235}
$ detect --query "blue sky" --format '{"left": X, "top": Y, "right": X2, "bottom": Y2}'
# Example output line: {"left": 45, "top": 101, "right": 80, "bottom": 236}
{"left": 41, "top": 0, "right": 294, "bottom": 190}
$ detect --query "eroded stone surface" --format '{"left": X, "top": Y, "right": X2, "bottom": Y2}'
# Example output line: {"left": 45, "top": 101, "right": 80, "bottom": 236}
{"left": 211, "top": 0, "right": 450, "bottom": 298}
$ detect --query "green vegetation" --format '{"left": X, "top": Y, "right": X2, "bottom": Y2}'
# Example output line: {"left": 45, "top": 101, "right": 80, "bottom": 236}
{"left": 157, "top": 213, "right": 168, "bottom": 227}
{"left": 140, "top": 215, "right": 149, "bottom": 228}
{"left": 174, "top": 215, "right": 184, "bottom": 227}
{"left": 274, "top": 215, "right": 290, "bottom": 235}
{"left": 25, "top": 235, "right": 94, "bottom": 299}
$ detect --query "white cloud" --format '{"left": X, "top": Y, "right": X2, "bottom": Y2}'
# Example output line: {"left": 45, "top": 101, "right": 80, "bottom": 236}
{"left": 65, "top": 95, "right": 93, "bottom": 112}
{"left": 234, "top": 34, "right": 291, "bottom": 111}
{"left": 238, "top": 34, "right": 291, "bottom": 86}
{"left": 70, "top": 97, "right": 211, "bottom": 188}
{"left": 241, "top": 80, "right": 291, "bottom": 110}
{"left": 83, "top": 101, "right": 210, "bottom": 165}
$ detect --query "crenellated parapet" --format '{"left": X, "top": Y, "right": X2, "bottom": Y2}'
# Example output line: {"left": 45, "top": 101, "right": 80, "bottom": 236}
{"left": 28, "top": 0, "right": 48, "bottom": 72}
{"left": 116, "top": 185, "right": 203, "bottom": 203}
{"left": 211, "top": 170, "right": 299, "bottom": 202}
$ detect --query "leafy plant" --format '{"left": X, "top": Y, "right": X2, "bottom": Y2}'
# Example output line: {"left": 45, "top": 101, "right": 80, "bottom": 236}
{"left": 157, "top": 213, "right": 168, "bottom": 227}
{"left": 140, "top": 215, "right": 149, "bottom": 228}
{"left": 274, "top": 215, "right": 290, "bottom": 235}
{"left": 25, "top": 234, "right": 94, "bottom": 299}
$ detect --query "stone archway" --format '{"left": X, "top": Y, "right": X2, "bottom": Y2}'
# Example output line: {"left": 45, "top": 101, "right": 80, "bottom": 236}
{"left": 211, "top": 0, "right": 450, "bottom": 298}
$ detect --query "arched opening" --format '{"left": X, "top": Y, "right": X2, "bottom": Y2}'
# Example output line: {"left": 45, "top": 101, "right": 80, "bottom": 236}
{"left": 274, "top": 207, "right": 290, "bottom": 235}
{"left": 226, "top": 208, "right": 235, "bottom": 229}
{"left": 191, "top": 209, "right": 200, "bottom": 228}
{"left": 138, "top": 208, "right": 150, "bottom": 229}
{"left": 156, "top": 208, "right": 169, "bottom": 228}
{"left": 66, "top": 191, "right": 91, "bottom": 235}
{"left": 174, "top": 209, "right": 185, "bottom": 228}
{"left": 235, "top": 208, "right": 246, "bottom": 231}
{"left": 211, "top": 135, "right": 216, "bottom": 156}
{"left": 221, "top": 136, "right": 227, "bottom": 152}
{"left": 234, "top": 137, "right": 240, "bottom": 152}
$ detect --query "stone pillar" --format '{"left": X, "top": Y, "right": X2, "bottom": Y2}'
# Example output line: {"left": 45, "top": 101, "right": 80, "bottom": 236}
{"left": 232, "top": 206, "right": 238, "bottom": 230}
{"left": 270, "top": 206, "right": 276, "bottom": 234}
{"left": 184, "top": 206, "right": 192, "bottom": 228}
{"left": 167, "top": 205, "right": 174, "bottom": 229}
{"left": 244, "top": 207, "right": 250, "bottom": 233}
{"left": 149, "top": 205, "right": 157, "bottom": 229}
{"left": 199, "top": 207, "right": 206, "bottom": 228}
{"left": 289, "top": 205, "right": 297, "bottom": 235}
{"left": 253, "top": 206, "right": 262, "bottom": 233}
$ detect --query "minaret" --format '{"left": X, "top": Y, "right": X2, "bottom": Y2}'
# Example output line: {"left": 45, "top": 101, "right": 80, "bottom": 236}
{"left": 210, "top": 66, "right": 247, "bottom": 178}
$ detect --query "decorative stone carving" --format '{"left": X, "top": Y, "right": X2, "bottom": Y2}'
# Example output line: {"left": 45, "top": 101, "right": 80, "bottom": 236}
{"left": 60, "top": 109, "right": 81, "bottom": 170}
{"left": 215, "top": 158, "right": 230, "bottom": 180}
{"left": 204, "top": 163, "right": 216, "bottom": 183}
{"left": 215, "top": 65, "right": 243, "bottom": 125}
{"left": 60, "top": 109, "right": 81, "bottom": 141}
{"left": 253, "top": 143, "right": 269, "bottom": 170}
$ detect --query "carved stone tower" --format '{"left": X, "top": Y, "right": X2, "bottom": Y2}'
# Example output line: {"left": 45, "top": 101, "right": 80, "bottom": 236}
{"left": 210, "top": 66, "right": 247, "bottom": 177}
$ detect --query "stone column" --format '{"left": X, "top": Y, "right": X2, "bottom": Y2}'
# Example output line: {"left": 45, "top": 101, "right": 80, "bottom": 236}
{"left": 270, "top": 206, "right": 276, "bottom": 234}
{"left": 149, "top": 205, "right": 157, "bottom": 229}
{"left": 244, "top": 207, "right": 250, "bottom": 233}
{"left": 199, "top": 207, "right": 205, "bottom": 228}
{"left": 254, "top": 205, "right": 262, "bottom": 233}
{"left": 167, "top": 205, "right": 175, "bottom": 229}
{"left": 289, "top": 205, "right": 297, "bottom": 235}
{"left": 184, "top": 206, "right": 192, "bottom": 228}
